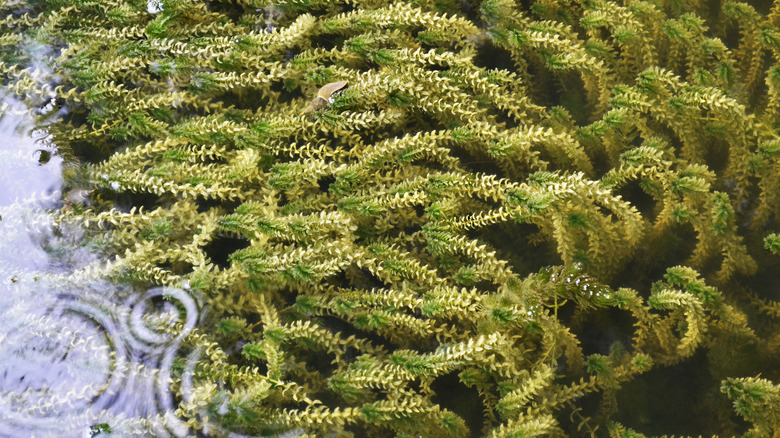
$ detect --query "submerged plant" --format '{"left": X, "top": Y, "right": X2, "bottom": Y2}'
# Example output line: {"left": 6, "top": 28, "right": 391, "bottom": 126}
{"left": 2, "top": 0, "right": 780, "bottom": 436}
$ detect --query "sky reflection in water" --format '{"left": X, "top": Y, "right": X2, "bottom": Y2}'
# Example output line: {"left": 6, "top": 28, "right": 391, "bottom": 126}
{"left": 0, "top": 103, "right": 201, "bottom": 437}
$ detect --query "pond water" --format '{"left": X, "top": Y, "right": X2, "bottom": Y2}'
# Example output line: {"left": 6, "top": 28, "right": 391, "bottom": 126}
{"left": 0, "top": 101, "right": 202, "bottom": 437}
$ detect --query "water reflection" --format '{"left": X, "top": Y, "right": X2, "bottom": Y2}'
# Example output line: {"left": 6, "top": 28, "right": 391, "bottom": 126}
{"left": 0, "top": 108, "right": 202, "bottom": 436}
{"left": 0, "top": 104, "right": 61, "bottom": 208}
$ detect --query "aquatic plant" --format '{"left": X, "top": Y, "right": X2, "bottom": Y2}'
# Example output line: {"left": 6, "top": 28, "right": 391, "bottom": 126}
{"left": 2, "top": 0, "right": 780, "bottom": 435}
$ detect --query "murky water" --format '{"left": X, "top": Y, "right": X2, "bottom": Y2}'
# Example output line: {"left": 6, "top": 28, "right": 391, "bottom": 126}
{"left": 0, "top": 102, "right": 202, "bottom": 437}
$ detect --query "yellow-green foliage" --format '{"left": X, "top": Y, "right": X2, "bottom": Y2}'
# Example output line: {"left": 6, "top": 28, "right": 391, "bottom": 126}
{"left": 722, "top": 376, "right": 780, "bottom": 438}
{"left": 3, "top": 0, "right": 780, "bottom": 436}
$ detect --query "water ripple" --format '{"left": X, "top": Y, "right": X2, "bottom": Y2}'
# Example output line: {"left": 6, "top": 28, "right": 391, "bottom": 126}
{"left": 0, "top": 217, "right": 204, "bottom": 436}
{"left": 0, "top": 96, "right": 205, "bottom": 437}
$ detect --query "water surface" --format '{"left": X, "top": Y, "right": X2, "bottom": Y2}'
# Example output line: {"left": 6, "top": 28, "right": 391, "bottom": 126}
{"left": 0, "top": 99, "right": 201, "bottom": 437}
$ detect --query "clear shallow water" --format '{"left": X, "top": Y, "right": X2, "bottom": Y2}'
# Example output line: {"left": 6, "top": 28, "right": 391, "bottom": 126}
{"left": 0, "top": 102, "right": 203, "bottom": 437}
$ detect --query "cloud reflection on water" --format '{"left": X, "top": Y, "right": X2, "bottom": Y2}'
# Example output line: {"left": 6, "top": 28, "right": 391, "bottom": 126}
{"left": 0, "top": 100, "right": 201, "bottom": 437}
